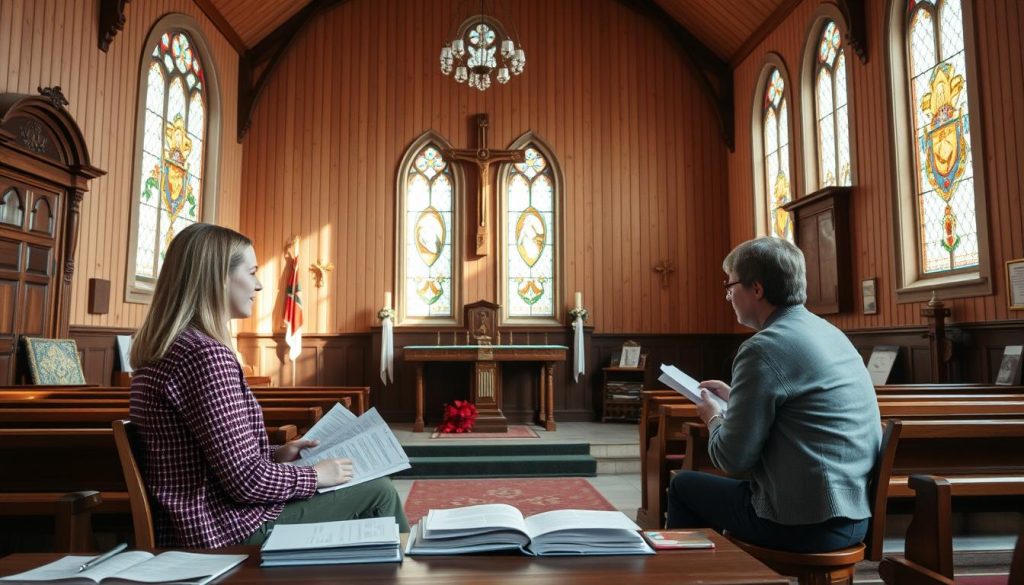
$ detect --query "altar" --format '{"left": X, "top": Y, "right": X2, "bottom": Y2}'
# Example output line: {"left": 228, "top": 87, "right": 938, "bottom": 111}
{"left": 403, "top": 345, "right": 567, "bottom": 432}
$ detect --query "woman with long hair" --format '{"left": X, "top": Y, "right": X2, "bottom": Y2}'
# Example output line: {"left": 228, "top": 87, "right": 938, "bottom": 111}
{"left": 130, "top": 223, "right": 407, "bottom": 548}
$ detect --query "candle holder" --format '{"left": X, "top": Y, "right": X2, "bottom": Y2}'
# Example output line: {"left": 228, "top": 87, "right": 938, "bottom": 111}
{"left": 377, "top": 307, "right": 396, "bottom": 322}
{"left": 568, "top": 306, "right": 589, "bottom": 322}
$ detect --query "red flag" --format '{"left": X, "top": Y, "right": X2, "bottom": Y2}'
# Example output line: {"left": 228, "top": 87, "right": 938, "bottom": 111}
{"left": 283, "top": 256, "right": 303, "bottom": 362}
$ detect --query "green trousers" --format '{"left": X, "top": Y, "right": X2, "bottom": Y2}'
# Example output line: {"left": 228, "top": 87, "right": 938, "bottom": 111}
{"left": 242, "top": 477, "right": 409, "bottom": 545}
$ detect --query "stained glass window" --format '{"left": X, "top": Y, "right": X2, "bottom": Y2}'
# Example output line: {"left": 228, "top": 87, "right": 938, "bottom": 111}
{"left": 504, "top": 147, "right": 556, "bottom": 318}
{"left": 134, "top": 31, "right": 206, "bottom": 289}
{"left": 815, "top": 20, "right": 852, "bottom": 188}
{"left": 404, "top": 145, "right": 455, "bottom": 318}
{"left": 763, "top": 68, "right": 793, "bottom": 241}
{"left": 906, "top": 0, "right": 978, "bottom": 273}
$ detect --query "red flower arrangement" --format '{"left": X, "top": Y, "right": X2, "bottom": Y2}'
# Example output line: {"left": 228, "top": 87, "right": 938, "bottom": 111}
{"left": 436, "top": 400, "right": 478, "bottom": 433}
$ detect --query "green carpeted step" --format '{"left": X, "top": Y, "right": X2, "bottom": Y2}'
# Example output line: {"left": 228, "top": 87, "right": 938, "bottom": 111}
{"left": 396, "top": 454, "right": 597, "bottom": 478}
{"left": 403, "top": 443, "right": 590, "bottom": 457}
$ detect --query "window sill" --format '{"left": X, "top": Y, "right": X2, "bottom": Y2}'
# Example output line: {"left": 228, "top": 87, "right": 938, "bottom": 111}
{"left": 895, "top": 271, "right": 991, "bottom": 304}
{"left": 124, "top": 285, "right": 154, "bottom": 305}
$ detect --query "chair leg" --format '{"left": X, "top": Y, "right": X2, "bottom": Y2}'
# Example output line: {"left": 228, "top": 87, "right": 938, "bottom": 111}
{"left": 54, "top": 491, "right": 102, "bottom": 552}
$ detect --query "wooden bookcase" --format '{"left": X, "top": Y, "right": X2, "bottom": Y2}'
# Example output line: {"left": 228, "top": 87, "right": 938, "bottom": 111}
{"left": 601, "top": 366, "right": 646, "bottom": 422}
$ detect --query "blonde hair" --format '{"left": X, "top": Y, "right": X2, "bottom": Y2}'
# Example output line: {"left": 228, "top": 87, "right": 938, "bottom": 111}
{"left": 131, "top": 223, "right": 253, "bottom": 369}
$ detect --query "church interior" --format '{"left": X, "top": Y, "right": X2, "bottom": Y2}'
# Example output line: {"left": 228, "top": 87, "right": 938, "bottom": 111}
{"left": 1, "top": 0, "right": 1023, "bottom": 582}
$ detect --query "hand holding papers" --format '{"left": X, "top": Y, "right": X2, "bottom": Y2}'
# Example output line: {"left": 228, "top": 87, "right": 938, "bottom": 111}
{"left": 658, "top": 364, "right": 728, "bottom": 412}
{"left": 290, "top": 404, "right": 410, "bottom": 492}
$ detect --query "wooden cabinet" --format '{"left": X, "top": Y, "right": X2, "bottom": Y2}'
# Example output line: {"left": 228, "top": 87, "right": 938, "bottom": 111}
{"left": 783, "top": 186, "right": 853, "bottom": 315}
{"left": 601, "top": 366, "right": 645, "bottom": 422}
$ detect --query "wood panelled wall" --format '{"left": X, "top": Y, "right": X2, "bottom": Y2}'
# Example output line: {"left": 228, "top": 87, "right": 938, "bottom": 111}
{"left": 729, "top": 0, "right": 1024, "bottom": 330}
{"left": 0, "top": 0, "right": 243, "bottom": 329}
{"left": 238, "top": 0, "right": 733, "bottom": 336}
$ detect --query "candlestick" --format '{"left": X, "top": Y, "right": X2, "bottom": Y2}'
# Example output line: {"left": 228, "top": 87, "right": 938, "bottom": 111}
{"left": 574, "top": 291, "right": 583, "bottom": 309}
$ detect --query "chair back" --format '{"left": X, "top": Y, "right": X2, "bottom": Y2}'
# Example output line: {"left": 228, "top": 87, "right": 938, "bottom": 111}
{"left": 865, "top": 418, "right": 902, "bottom": 561}
{"left": 112, "top": 420, "right": 155, "bottom": 548}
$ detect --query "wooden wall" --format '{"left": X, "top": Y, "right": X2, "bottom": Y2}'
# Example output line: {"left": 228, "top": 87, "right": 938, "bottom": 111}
{"left": 238, "top": 0, "right": 733, "bottom": 336}
{"left": 0, "top": 0, "right": 244, "bottom": 329}
{"left": 728, "top": 0, "right": 1024, "bottom": 330}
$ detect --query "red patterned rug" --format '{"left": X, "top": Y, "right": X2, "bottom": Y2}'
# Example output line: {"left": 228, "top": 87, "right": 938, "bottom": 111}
{"left": 403, "top": 478, "right": 616, "bottom": 525}
{"left": 430, "top": 425, "right": 539, "bottom": 439}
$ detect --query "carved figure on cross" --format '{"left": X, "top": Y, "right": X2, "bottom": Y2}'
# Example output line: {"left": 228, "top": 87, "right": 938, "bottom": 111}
{"left": 445, "top": 113, "right": 526, "bottom": 256}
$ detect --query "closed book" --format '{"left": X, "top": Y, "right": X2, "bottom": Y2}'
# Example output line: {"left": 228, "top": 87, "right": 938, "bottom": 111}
{"left": 642, "top": 530, "right": 715, "bottom": 550}
{"left": 260, "top": 517, "right": 402, "bottom": 566}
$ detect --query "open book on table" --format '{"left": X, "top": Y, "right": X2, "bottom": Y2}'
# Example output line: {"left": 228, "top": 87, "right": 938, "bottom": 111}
{"left": 658, "top": 364, "right": 728, "bottom": 412}
{"left": 260, "top": 517, "right": 402, "bottom": 566}
{"left": 405, "top": 504, "right": 653, "bottom": 556}
{"left": 290, "top": 404, "right": 410, "bottom": 492}
{"left": 0, "top": 551, "right": 246, "bottom": 585}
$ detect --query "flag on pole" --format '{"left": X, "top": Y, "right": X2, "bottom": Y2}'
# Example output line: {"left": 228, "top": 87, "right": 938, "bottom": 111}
{"left": 283, "top": 256, "right": 303, "bottom": 363}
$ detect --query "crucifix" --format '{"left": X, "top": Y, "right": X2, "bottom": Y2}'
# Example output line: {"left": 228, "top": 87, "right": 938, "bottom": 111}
{"left": 445, "top": 113, "right": 526, "bottom": 256}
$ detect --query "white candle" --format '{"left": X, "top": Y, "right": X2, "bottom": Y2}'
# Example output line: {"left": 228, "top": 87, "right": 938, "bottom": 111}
{"left": 574, "top": 291, "right": 583, "bottom": 309}
{"left": 384, "top": 292, "right": 392, "bottom": 308}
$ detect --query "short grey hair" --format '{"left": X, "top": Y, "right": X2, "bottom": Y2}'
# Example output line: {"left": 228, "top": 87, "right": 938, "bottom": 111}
{"left": 723, "top": 237, "right": 807, "bottom": 306}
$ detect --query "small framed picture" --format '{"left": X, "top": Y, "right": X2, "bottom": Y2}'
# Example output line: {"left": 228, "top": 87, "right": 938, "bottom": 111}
{"left": 619, "top": 341, "right": 642, "bottom": 368}
{"left": 861, "top": 278, "right": 878, "bottom": 315}
{"left": 995, "top": 345, "right": 1023, "bottom": 385}
{"left": 1006, "top": 259, "right": 1024, "bottom": 310}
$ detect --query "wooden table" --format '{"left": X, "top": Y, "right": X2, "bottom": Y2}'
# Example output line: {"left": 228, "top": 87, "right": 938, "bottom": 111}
{"left": 0, "top": 532, "right": 788, "bottom": 584}
{"left": 403, "top": 345, "right": 567, "bottom": 432}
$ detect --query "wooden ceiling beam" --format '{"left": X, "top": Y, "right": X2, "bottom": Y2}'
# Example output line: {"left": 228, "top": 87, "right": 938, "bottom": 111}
{"left": 236, "top": 0, "right": 350, "bottom": 142}
{"left": 193, "top": 0, "right": 247, "bottom": 55}
{"left": 617, "top": 0, "right": 735, "bottom": 151}
{"left": 729, "top": 0, "right": 802, "bottom": 67}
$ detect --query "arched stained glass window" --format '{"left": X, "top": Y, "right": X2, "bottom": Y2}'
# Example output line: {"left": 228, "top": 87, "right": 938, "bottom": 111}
{"left": 906, "top": 0, "right": 978, "bottom": 273}
{"left": 763, "top": 68, "right": 793, "bottom": 241}
{"left": 814, "top": 20, "right": 851, "bottom": 188}
{"left": 504, "top": 147, "right": 556, "bottom": 319}
{"left": 402, "top": 144, "right": 456, "bottom": 319}
{"left": 134, "top": 31, "right": 207, "bottom": 289}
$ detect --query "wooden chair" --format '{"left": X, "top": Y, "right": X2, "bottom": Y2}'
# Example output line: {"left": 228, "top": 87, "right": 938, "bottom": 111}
{"left": 727, "top": 418, "right": 903, "bottom": 585}
{"left": 112, "top": 420, "right": 155, "bottom": 548}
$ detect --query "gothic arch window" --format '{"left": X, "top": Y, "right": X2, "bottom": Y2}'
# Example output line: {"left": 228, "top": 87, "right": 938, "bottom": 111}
{"left": 751, "top": 56, "right": 796, "bottom": 241}
{"left": 497, "top": 135, "right": 564, "bottom": 324}
{"left": 396, "top": 132, "right": 464, "bottom": 325}
{"left": 126, "top": 15, "right": 221, "bottom": 303}
{"left": 803, "top": 17, "right": 852, "bottom": 189}
{"left": 886, "top": 0, "right": 990, "bottom": 301}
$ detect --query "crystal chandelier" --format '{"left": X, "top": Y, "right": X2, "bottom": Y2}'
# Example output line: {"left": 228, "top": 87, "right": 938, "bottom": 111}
{"left": 439, "top": 1, "right": 525, "bottom": 91}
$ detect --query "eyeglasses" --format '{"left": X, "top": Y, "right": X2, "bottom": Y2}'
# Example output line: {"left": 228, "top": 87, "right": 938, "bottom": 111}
{"left": 723, "top": 279, "right": 742, "bottom": 299}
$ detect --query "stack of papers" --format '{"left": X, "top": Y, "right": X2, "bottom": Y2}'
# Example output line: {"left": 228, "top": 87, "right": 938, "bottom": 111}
{"left": 657, "top": 364, "right": 728, "bottom": 411}
{"left": 261, "top": 517, "right": 402, "bottom": 566}
{"left": 291, "top": 404, "right": 410, "bottom": 491}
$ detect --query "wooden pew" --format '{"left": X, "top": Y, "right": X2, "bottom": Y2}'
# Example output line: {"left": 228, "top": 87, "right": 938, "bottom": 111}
{"left": 637, "top": 391, "right": 687, "bottom": 527}
{"left": 0, "top": 385, "right": 370, "bottom": 415}
{"left": 0, "top": 406, "right": 323, "bottom": 433}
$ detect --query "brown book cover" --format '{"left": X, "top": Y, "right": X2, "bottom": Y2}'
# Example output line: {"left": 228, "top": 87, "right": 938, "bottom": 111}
{"left": 642, "top": 530, "right": 715, "bottom": 550}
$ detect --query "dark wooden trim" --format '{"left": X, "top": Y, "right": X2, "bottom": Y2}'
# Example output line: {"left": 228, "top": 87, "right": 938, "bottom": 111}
{"left": 730, "top": 0, "right": 803, "bottom": 68}
{"left": 841, "top": 0, "right": 868, "bottom": 63}
{"left": 616, "top": 0, "right": 734, "bottom": 150}
{"left": 237, "top": 0, "right": 352, "bottom": 142}
{"left": 98, "top": 0, "right": 131, "bottom": 53}
{"left": 191, "top": 0, "right": 247, "bottom": 54}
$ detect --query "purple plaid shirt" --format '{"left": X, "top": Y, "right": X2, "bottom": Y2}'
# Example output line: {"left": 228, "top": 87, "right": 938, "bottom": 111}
{"left": 130, "top": 328, "right": 317, "bottom": 548}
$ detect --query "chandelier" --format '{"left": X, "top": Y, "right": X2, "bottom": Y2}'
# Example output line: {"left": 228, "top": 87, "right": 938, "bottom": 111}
{"left": 439, "top": 1, "right": 525, "bottom": 91}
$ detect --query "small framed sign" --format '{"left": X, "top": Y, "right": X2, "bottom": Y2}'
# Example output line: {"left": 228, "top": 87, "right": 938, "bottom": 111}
{"left": 866, "top": 345, "right": 899, "bottom": 385}
{"left": 995, "top": 345, "right": 1023, "bottom": 386}
{"left": 1006, "top": 259, "right": 1024, "bottom": 310}
{"left": 861, "top": 278, "right": 878, "bottom": 315}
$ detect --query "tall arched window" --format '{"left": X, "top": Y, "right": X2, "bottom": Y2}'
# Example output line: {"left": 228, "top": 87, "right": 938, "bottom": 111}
{"left": 396, "top": 133, "right": 464, "bottom": 324}
{"left": 887, "top": 0, "right": 989, "bottom": 301}
{"left": 127, "top": 17, "right": 221, "bottom": 303}
{"left": 497, "top": 135, "right": 563, "bottom": 324}
{"left": 813, "top": 20, "right": 851, "bottom": 188}
{"left": 762, "top": 67, "right": 793, "bottom": 241}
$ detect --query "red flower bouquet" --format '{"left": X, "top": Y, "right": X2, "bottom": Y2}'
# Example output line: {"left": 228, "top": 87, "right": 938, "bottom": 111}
{"left": 436, "top": 400, "right": 478, "bottom": 433}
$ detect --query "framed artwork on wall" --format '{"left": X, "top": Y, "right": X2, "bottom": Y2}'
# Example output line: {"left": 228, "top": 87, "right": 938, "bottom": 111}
{"left": 861, "top": 278, "right": 878, "bottom": 315}
{"left": 1006, "top": 259, "right": 1024, "bottom": 310}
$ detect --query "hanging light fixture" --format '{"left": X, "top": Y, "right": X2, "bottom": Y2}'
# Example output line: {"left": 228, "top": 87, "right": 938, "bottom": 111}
{"left": 439, "top": 0, "right": 525, "bottom": 91}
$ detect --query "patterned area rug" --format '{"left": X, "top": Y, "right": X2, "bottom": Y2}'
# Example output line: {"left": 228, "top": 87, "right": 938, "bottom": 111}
{"left": 429, "top": 425, "right": 539, "bottom": 439}
{"left": 403, "top": 478, "right": 616, "bottom": 525}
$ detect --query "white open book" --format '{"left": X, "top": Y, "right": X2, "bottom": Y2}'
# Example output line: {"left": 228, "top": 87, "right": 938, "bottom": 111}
{"left": 290, "top": 404, "right": 410, "bottom": 492}
{"left": 0, "top": 551, "right": 246, "bottom": 585}
{"left": 260, "top": 517, "right": 402, "bottom": 566}
{"left": 405, "top": 504, "right": 653, "bottom": 556}
{"left": 658, "top": 364, "right": 728, "bottom": 411}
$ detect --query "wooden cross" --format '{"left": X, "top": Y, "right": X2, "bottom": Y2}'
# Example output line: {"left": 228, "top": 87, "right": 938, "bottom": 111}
{"left": 445, "top": 113, "right": 526, "bottom": 256}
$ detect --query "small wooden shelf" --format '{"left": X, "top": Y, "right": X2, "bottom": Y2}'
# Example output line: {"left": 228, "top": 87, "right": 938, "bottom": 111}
{"left": 601, "top": 365, "right": 645, "bottom": 423}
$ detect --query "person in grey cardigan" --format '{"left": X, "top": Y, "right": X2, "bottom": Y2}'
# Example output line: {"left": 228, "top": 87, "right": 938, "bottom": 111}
{"left": 666, "top": 237, "right": 882, "bottom": 553}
